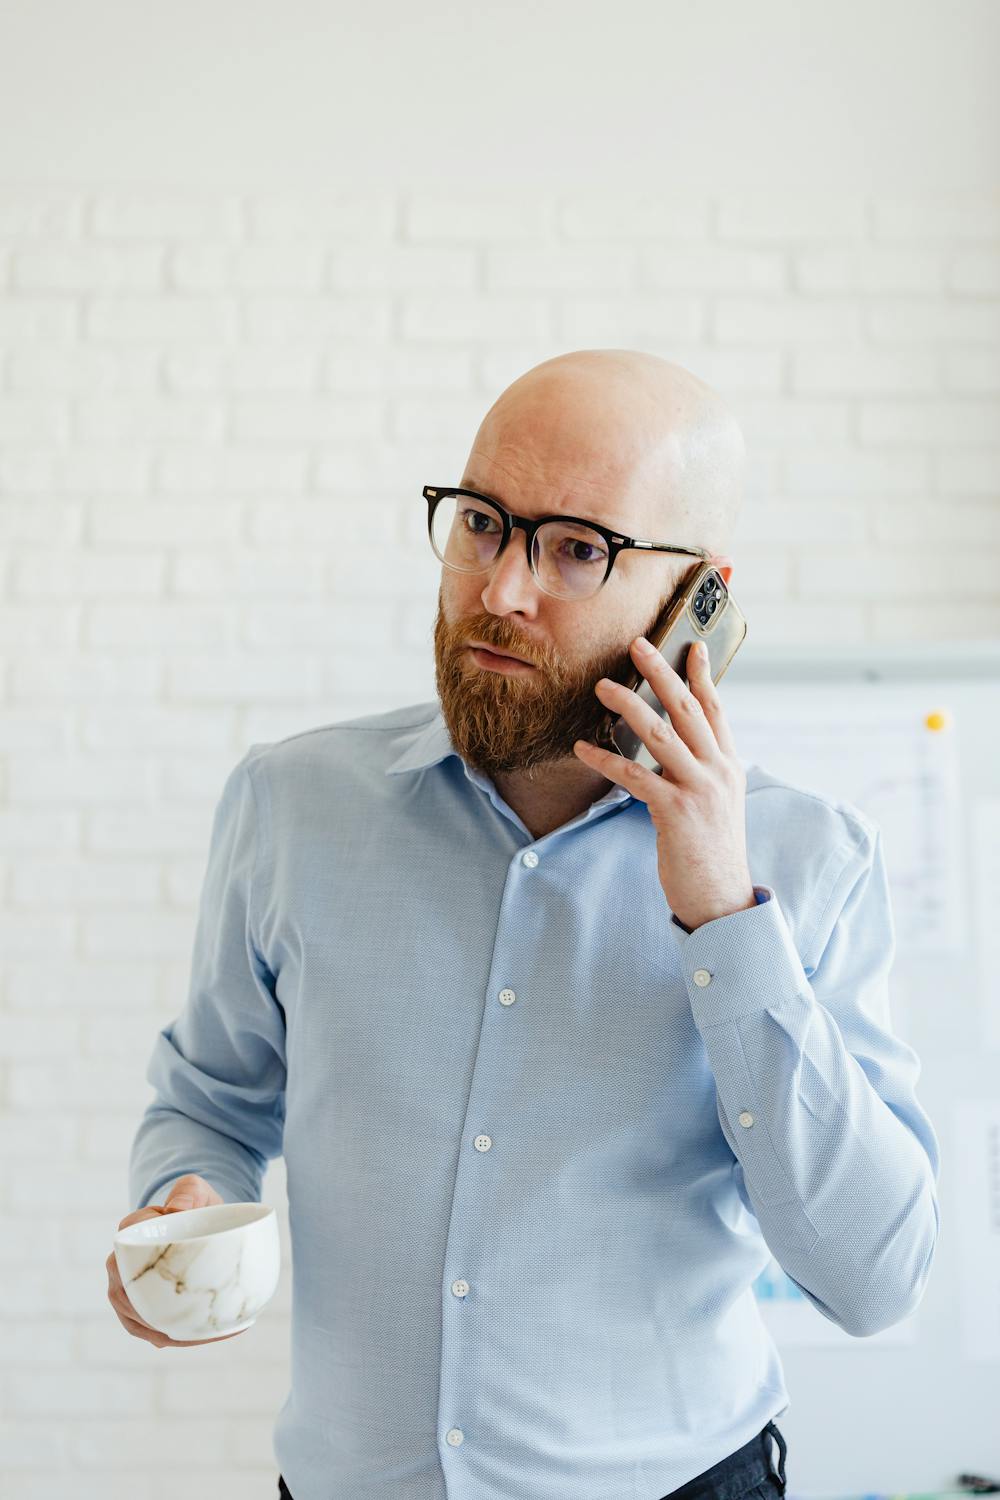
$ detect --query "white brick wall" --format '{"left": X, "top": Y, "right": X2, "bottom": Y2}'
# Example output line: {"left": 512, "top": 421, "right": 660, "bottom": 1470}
{"left": 1, "top": 185, "right": 999, "bottom": 1499}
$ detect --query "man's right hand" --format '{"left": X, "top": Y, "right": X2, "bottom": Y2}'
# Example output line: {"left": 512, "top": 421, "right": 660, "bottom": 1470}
{"left": 106, "top": 1173, "right": 248, "bottom": 1348}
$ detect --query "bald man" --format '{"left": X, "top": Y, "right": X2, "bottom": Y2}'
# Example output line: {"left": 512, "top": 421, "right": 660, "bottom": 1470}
{"left": 120, "top": 349, "right": 939, "bottom": 1500}
{"left": 433, "top": 349, "right": 746, "bottom": 840}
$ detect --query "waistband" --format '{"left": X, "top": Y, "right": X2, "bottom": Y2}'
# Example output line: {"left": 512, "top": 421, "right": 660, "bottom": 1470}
{"left": 275, "top": 1422, "right": 788, "bottom": 1500}
{"left": 667, "top": 1420, "right": 787, "bottom": 1500}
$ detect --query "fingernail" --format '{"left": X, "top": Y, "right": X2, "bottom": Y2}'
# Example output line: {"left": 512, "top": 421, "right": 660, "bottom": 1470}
{"left": 634, "top": 637, "right": 654, "bottom": 653}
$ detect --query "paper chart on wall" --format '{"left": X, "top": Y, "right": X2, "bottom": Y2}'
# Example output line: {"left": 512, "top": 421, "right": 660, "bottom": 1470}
{"left": 971, "top": 798, "right": 1000, "bottom": 1051}
{"left": 726, "top": 696, "right": 966, "bottom": 956}
{"left": 953, "top": 1099, "right": 1000, "bottom": 1362}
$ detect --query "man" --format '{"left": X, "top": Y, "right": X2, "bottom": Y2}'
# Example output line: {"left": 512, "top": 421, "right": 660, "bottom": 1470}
{"left": 109, "top": 349, "right": 939, "bottom": 1500}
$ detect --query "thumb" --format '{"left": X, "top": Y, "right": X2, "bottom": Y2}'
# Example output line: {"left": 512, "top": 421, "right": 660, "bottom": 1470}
{"left": 164, "top": 1174, "right": 215, "bottom": 1212}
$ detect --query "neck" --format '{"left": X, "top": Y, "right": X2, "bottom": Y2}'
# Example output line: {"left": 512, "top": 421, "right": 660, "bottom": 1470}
{"left": 492, "top": 759, "right": 616, "bottom": 841}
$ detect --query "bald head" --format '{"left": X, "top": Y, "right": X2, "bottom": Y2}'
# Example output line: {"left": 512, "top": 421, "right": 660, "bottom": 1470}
{"left": 464, "top": 348, "right": 745, "bottom": 558}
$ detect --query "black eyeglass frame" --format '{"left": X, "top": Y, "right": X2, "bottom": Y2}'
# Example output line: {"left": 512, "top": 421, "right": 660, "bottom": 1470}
{"left": 423, "top": 485, "right": 712, "bottom": 600}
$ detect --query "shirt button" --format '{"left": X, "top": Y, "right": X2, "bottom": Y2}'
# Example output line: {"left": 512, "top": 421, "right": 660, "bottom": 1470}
{"left": 521, "top": 850, "right": 539, "bottom": 867}
{"left": 446, "top": 1428, "right": 464, "bottom": 1446}
{"left": 693, "top": 968, "right": 713, "bottom": 986}
{"left": 498, "top": 988, "right": 516, "bottom": 1006}
{"left": 451, "top": 1279, "right": 469, "bottom": 1298}
{"left": 739, "top": 1111, "right": 754, "bottom": 1128}
{"left": 474, "top": 1134, "right": 492, "bottom": 1152}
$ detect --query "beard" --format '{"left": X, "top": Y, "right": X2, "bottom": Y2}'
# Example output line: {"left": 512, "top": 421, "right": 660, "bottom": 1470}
{"left": 431, "top": 585, "right": 668, "bottom": 781}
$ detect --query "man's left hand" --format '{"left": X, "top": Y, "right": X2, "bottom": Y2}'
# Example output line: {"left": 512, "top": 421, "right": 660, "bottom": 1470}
{"left": 573, "top": 637, "right": 757, "bottom": 932}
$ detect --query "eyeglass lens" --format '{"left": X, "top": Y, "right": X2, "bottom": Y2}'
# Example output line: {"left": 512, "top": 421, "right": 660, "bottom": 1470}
{"left": 430, "top": 493, "right": 609, "bottom": 600}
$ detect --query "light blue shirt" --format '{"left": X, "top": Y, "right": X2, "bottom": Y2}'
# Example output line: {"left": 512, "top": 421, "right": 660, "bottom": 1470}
{"left": 129, "top": 700, "right": 940, "bottom": 1500}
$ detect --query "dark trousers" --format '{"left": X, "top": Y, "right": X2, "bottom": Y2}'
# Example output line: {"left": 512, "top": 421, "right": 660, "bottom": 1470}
{"left": 277, "top": 1419, "right": 787, "bottom": 1500}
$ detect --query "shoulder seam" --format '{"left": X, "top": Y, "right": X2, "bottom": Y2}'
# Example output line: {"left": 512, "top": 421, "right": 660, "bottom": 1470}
{"left": 800, "top": 825, "right": 876, "bottom": 962}
{"left": 745, "top": 778, "right": 876, "bottom": 965}
{"left": 250, "top": 713, "right": 439, "bottom": 752}
{"left": 747, "top": 777, "right": 877, "bottom": 847}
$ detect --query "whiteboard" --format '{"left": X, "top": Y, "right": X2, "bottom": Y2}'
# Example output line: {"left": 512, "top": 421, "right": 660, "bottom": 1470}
{"left": 715, "top": 638, "right": 1000, "bottom": 1499}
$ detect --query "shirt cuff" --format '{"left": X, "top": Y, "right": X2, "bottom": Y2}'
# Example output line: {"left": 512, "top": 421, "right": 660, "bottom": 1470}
{"left": 670, "top": 882, "right": 813, "bottom": 1029}
{"left": 671, "top": 885, "right": 771, "bottom": 935}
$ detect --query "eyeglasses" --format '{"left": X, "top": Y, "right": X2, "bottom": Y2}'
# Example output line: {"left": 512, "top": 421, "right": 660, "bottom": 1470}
{"left": 424, "top": 485, "right": 711, "bottom": 602}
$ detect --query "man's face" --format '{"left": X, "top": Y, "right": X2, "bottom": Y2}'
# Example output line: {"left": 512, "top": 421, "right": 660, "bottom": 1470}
{"left": 432, "top": 478, "right": 692, "bottom": 781}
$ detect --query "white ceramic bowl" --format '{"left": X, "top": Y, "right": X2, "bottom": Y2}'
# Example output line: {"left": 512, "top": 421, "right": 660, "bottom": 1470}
{"left": 114, "top": 1202, "right": 280, "bottom": 1340}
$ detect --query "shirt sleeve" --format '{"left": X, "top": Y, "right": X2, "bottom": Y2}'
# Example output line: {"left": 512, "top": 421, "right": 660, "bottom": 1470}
{"left": 671, "top": 887, "right": 770, "bottom": 934}
{"left": 128, "top": 749, "right": 286, "bottom": 1209}
{"left": 669, "top": 826, "right": 940, "bottom": 1338}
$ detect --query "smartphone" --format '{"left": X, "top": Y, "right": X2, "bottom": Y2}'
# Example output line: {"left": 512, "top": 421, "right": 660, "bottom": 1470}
{"left": 593, "top": 561, "right": 747, "bottom": 773}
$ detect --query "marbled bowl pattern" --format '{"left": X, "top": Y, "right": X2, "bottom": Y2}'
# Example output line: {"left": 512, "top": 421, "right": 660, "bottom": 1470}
{"left": 114, "top": 1204, "right": 280, "bottom": 1339}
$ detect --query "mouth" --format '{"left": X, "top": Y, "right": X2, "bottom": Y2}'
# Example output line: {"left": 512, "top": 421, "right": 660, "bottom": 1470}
{"left": 465, "top": 641, "right": 538, "bottom": 674}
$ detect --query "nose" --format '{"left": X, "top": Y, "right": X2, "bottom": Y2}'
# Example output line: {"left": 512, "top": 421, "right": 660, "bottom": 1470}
{"left": 479, "top": 525, "right": 542, "bottom": 614}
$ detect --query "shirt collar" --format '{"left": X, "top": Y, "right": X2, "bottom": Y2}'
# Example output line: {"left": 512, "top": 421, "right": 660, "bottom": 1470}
{"left": 384, "top": 707, "right": 461, "bottom": 777}
{"left": 384, "top": 704, "right": 634, "bottom": 821}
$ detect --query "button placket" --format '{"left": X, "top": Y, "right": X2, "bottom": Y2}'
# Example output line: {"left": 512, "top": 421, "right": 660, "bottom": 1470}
{"left": 448, "top": 845, "right": 539, "bottom": 1462}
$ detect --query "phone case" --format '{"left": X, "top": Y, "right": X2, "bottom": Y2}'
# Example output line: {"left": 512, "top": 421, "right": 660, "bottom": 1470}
{"left": 593, "top": 562, "right": 747, "bottom": 773}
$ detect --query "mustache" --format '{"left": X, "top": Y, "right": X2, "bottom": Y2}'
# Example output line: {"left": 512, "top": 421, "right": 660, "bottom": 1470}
{"left": 450, "top": 629, "right": 638, "bottom": 694}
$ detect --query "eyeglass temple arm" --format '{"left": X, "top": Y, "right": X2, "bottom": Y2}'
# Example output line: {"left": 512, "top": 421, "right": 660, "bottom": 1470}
{"left": 636, "top": 541, "right": 713, "bottom": 560}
